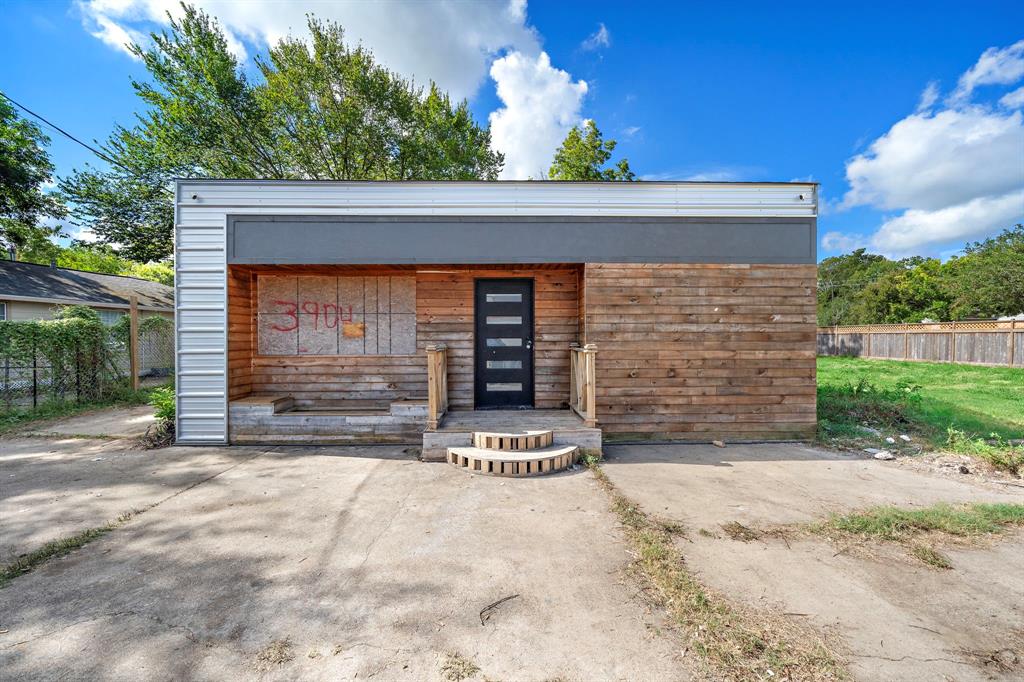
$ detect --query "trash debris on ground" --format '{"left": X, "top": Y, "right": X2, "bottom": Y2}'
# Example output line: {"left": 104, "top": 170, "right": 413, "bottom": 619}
{"left": 873, "top": 450, "right": 895, "bottom": 461}
{"left": 712, "top": 440, "right": 726, "bottom": 448}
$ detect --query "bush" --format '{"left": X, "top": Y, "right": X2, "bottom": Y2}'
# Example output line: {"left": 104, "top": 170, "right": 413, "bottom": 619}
{"left": 149, "top": 385, "right": 175, "bottom": 424}
{"left": 817, "top": 378, "right": 922, "bottom": 438}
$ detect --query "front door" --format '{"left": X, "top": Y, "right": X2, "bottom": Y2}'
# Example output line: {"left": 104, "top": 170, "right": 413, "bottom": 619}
{"left": 474, "top": 279, "right": 534, "bottom": 409}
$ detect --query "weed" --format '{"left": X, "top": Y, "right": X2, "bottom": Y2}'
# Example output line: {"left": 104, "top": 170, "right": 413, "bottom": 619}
{"left": 721, "top": 521, "right": 761, "bottom": 542}
{"left": 0, "top": 509, "right": 138, "bottom": 588}
{"left": 910, "top": 544, "right": 952, "bottom": 569}
{"left": 945, "top": 428, "right": 1023, "bottom": 475}
{"left": 698, "top": 528, "right": 716, "bottom": 538}
{"left": 254, "top": 638, "right": 294, "bottom": 671}
{"left": 658, "top": 519, "right": 687, "bottom": 536}
{"left": 584, "top": 460, "right": 847, "bottom": 681}
{"left": 811, "top": 503, "right": 1024, "bottom": 568}
{"left": 440, "top": 651, "right": 480, "bottom": 681}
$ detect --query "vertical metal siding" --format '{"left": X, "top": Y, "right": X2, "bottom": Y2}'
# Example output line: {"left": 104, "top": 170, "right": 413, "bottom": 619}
{"left": 173, "top": 180, "right": 818, "bottom": 443}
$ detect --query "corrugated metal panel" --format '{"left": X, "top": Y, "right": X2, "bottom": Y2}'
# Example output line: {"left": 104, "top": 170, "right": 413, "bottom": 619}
{"left": 173, "top": 179, "right": 817, "bottom": 443}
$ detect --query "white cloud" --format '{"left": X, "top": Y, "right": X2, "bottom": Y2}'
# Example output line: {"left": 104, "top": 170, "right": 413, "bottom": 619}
{"left": 916, "top": 81, "right": 940, "bottom": 112}
{"left": 1000, "top": 85, "right": 1024, "bottom": 109}
{"left": 581, "top": 23, "right": 610, "bottom": 51}
{"left": 950, "top": 39, "right": 1024, "bottom": 103}
{"left": 839, "top": 41, "right": 1024, "bottom": 255}
{"left": 622, "top": 125, "right": 641, "bottom": 138}
{"left": 76, "top": 0, "right": 540, "bottom": 101}
{"left": 85, "top": 11, "right": 147, "bottom": 58}
{"left": 488, "top": 51, "right": 588, "bottom": 179}
{"left": 820, "top": 231, "right": 863, "bottom": 252}
{"left": 871, "top": 190, "right": 1024, "bottom": 254}
{"left": 843, "top": 107, "right": 1023, "bottom": 212}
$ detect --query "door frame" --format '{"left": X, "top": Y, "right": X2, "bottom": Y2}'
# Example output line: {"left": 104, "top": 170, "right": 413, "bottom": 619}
{"left": 473, "top": 277, "right": 535, "bottom": 409}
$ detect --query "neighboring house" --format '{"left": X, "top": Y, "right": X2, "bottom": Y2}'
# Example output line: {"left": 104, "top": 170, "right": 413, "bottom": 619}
{"left": 174, "top": 180, "right": 817, "bottom": 474}
{"left": 0, "top": 260, "right": 174, "bottom": 324}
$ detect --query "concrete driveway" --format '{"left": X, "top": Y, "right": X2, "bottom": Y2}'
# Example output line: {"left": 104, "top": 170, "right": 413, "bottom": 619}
{"left": 602, "top": 443, "right": 1024, "bottom": 682}
{"left": 0, "top": 444, "right": 685, "bottom": 681}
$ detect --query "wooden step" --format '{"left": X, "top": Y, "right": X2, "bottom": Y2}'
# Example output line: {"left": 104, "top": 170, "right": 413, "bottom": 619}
{"left": 471, "top": 430, "right": 553, "bottom": 451}
{"left": 447, "top": 445, "right": 579, "bottom": 477}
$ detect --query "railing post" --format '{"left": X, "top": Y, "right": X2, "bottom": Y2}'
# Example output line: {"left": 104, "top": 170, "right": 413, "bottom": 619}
{"left": 425, "top": 343, "right": 448, "bottom": 431}
{"left": 583, "top": 343, "right": 597, "bottom": 428}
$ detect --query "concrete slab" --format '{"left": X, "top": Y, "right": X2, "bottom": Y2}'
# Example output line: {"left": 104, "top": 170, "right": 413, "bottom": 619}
{"left": 18, "top": 404, "right": 158, "bottom": 439}
{"left": 0, "top": 447, "right": 688, "bottom": 681}
{"left": 0, "top": 437, "right": 256, "bottom": 560}
{"left": 602, "top": 443, "right": 1024, "bottom": 682}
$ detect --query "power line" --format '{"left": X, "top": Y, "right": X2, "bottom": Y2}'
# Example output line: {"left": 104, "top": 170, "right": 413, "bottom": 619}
{"left": 0, "top": 91, "right": 130, "bottom": 174}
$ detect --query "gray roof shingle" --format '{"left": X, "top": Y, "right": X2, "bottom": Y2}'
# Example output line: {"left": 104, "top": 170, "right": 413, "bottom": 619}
{"left": 0, "top": 260, "right": 174, "bottom": 310}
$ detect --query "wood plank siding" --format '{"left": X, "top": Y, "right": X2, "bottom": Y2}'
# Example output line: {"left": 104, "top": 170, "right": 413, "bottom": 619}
{"left": 582, "top": 263, "right": 817, "bottom": 440}
{"left": 227, "top": 264, "right": 580, "bottom": 411}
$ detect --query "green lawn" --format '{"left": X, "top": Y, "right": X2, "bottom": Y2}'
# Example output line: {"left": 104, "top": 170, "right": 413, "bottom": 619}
{"left": 817, "top": 356, "right": 1024, "bottom": 440}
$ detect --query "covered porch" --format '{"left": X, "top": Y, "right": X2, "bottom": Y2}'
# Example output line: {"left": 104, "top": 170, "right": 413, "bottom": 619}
{"left": 224, "top": 263, "right": 599, "bottom": 457}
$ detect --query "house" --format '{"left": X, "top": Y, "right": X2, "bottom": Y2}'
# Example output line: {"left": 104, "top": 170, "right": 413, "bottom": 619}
{"left": 0, "top": 260, "right": 174, "bottom": 324}
{"left": 174, "top": 180, "right": 817, "bottom": 474}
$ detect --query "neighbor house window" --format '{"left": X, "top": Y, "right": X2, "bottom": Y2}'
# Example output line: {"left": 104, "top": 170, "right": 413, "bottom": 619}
{"left": 96, "top": 309, "right": 126, "bottom": 326}
{"left": 0, "top": 302, "right": 6, "bottom": 321}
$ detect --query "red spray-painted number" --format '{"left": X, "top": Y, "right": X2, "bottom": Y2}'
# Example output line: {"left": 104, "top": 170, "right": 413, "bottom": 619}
{"left": 271, "top": 300, "right": 354, "bottom": 331}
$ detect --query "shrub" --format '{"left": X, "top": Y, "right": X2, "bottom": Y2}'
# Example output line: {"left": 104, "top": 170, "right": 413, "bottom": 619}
{"left": 149, "top": 385, "right": 175, "bottom": 424}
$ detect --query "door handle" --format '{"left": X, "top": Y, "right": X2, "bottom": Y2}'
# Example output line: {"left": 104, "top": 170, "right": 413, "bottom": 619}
{"left": 525, "top": 339, "right": 533, "bottom": 349}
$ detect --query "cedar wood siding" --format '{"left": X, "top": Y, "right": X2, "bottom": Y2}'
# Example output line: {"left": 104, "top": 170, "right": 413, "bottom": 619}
{"left": 583, "top": 263, "right": 817, "bottom": 440}
{"left": 226, "top": 264, "right": 579, "bottom": 414}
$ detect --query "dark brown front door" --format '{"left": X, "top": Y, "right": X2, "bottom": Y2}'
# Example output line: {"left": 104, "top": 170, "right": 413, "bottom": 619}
{"left": 474, "top": 279, "right": 534, "bottom": 409}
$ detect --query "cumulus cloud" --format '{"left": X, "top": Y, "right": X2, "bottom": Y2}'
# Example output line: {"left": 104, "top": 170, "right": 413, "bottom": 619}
{"left": 581, "top": 23, "right": 610, "bottom": 51}
{"left": 835, "top": 40, "right": 1024, "bottom": 256}
{"left": 488, "top": 52, "right": 588, "bottom": 179}
{"left": 76, "top": 0, "right": 540, "bottom": 101}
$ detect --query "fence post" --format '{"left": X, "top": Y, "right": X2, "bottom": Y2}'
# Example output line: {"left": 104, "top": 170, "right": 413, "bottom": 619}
{"left": 31, "top": 337, "right": 37, "bottom": 409}
{"left": 867, "top": 326, "right": 873, "bottom": 358}
{"left": 950, "top": 320, "right": 956, "bottom": 363}
{"left": 129, "top": 295, "right": 140, "bottom": 391}
{"left": 903, "top": 323, "right": 909, "bottom": 360}
{"left": 1010, "top": 320, "right": 1017, "bottom": 368}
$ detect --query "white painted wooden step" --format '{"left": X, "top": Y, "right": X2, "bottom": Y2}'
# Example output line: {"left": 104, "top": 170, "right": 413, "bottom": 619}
{"left": 471, "top": 430, "right": 553, "bottom": 451}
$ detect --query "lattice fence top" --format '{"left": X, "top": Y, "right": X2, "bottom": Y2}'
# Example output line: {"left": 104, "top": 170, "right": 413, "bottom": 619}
{"left": 818, "top": 320, "right": 1020, "bottom": 333}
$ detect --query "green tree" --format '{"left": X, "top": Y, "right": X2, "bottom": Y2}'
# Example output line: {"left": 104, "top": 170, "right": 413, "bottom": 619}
{"left": 60, "top": 4, "right": 504, "bottom": 262}
{"left": 0, "top": 95, "right": 66, "bottom": 252}
{"left": 548, "top": 120, "right": 635, "bottom": 181}
{"left": 945, "top": 224, "right": 1024, "bottom": 319}
{"left": 816, "top": 249, "right": 902, "bottom": 325}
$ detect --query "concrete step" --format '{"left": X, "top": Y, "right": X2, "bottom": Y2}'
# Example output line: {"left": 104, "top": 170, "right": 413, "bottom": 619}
{"left": 447, "top": 444, "right": 579, "bottom": 477}
{"left": 471, "top": 430, "right": 553, "bottom": 451}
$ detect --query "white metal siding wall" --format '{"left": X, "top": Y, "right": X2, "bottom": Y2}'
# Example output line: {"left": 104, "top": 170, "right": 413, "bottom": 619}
{"left": 174, "top": 180, "right": 817, "bottom": 443}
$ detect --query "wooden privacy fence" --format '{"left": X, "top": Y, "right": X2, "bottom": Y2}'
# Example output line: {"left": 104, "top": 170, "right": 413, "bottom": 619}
{"left": 817, "top": 320, "right": 1024, "bottom": 367}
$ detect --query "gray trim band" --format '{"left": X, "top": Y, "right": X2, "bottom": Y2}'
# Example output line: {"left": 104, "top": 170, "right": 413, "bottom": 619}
{"left": 226, "top": 215, "right": 816, "bottom": 265}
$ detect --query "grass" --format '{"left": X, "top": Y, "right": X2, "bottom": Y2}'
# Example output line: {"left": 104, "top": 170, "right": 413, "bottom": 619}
{"left": 586, "top": 461, "right": 847, "bottom": 681}
{"left": 817, "top": 357, "right": 1024, "bottom": 472}
{"left": 0, "top": 510, "right": 138, "bottom": 588}
{"left": 0, "top": 383, "right": 166, "bottom": 436}
{"left": 811, "top": 503, "right": 1024, "bottom": 568}
{"left": 439, "top": 652, "right": 480, "bottom": 681}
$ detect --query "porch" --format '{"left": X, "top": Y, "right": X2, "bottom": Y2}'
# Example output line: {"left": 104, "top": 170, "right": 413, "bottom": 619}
{"left": 224, "top": 263, "right": 599, "bottom": 461}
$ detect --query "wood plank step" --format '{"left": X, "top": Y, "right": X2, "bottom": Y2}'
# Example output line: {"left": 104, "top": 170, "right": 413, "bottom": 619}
{"left": 472, "top": 430, "right": 553, "bottom": 451}
{"left": 446, "top": 445, "right": 579, "bottom": 477}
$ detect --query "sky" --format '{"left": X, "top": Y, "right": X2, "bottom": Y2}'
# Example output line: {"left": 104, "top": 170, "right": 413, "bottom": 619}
{"left": 1, "top": 0, "right": 1022, "bottom": 261}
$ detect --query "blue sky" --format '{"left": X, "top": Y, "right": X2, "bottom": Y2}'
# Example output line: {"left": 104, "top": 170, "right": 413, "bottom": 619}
{"left": 1, "top": 1, "right": 1022, "bottom": 261}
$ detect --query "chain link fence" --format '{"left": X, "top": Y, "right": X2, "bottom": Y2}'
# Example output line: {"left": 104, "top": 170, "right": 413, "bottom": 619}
{"left": 0, "top": 316, "right": 175, "bottom": 412}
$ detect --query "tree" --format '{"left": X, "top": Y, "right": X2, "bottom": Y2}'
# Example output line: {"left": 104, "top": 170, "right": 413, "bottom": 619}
{"left": 60, "top": 4, "right": 504, "bottom": 262}
{"left": 945, "top": 224, "right": 1024, "bottom": 319}
{"left": 816, "top": 249, "right": 901, "bottom": 325}
{"left": 0, "top": 95, "right": 66, "bottom": 252}
{"left": 548, "top": 120, "right": 635, "bottom": 181}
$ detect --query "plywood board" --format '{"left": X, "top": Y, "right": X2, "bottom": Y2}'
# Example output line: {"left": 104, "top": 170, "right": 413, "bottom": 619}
{"left": 256, "top": 275, "right": 415, "bottom": 356}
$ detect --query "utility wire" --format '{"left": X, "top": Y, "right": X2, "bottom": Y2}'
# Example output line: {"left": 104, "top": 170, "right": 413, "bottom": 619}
{"left": 0, "top": 91, "right": 130, "bottom": 173}
{"left": 1, "top": 90, "right": 173, "bottom": 197}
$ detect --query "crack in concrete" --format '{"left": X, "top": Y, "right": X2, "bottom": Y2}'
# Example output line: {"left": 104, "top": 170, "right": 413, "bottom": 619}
{"left": 849, "top": 652, "right": 973, "bottom": 666}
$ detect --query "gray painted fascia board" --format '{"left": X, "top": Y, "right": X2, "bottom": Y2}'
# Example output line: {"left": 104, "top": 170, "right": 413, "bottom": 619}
{"left": 226, "top": 215, "right": 816, "bottom": 265}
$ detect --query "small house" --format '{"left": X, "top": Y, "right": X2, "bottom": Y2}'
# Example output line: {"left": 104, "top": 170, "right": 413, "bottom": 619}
{"left": 174, "top": 180, "right": 817, "bottom": 473}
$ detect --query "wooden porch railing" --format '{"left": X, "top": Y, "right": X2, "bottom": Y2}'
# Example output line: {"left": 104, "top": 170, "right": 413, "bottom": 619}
{"left": 425, "top": 343, "right": 448, "bottom": 431}
{"left": 570, "top": 343, "right": 598, "bottom": 427}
